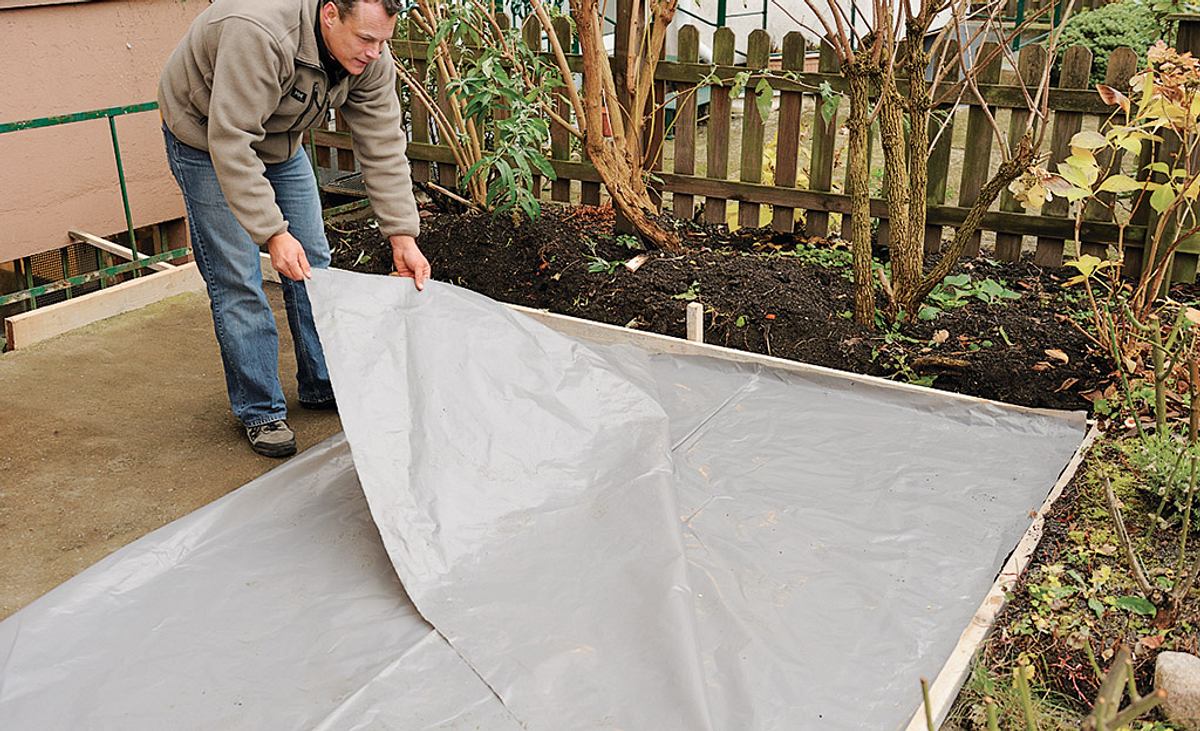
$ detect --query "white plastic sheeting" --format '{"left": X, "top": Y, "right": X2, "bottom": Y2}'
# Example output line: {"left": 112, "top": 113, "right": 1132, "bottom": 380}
{"left": 0, "top": 268, "right": 1086, "bottom": 730}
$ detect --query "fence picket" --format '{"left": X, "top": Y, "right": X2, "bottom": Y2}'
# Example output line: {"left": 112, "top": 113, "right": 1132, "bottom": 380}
{"left": 737, "top": 29, "right": 772, "bottom": 228}
{"left": 772, "top": 32, "right": 806, "bottom": 233}
{"left": 994, "top": 44, "right": 1046, "bottom": 262}
{"left": 704, "top": 27, "right": 736, "bottom": 226}
{"left": 551, "top": 16, "right": 573, "bottom": 203}
{"left": 806, "top": 39, "right": 840, "bottom": 238}
{"left": 956, "top": 42, "right": 1002, "bottom": 257}
{"left": 1034, "top": 45, "right": 1092, "bottom": 267}
{"left": 671, "top": 25, "right": 700, "bottom": 220}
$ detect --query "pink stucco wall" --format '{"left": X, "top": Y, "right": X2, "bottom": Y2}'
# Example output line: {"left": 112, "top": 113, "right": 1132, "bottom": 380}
{"left": 0, "top": 0, "right": 206, "bottom": 263}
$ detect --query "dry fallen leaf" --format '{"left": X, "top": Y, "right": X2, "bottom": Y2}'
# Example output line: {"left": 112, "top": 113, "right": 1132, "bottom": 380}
{"left": 624, "top": 254, "right": 649, "bottom": 272}
{"left": 1032, "top": 362, "right": 1052, "bottom": 373}
{"left": 1186, "top": 307, "right": 1200, "bottom": 326}
{"left": 1055, "top": 377, "right": 1080, "bottom": 393}
{"left": 932, "top": 329, "right": 950, "bottom": 345}
{"left": 1045, "top": 348, "right": 1070, "bottom": 364}
{"left": 1139, "top": 635, "right": 1165, "bottom": 650}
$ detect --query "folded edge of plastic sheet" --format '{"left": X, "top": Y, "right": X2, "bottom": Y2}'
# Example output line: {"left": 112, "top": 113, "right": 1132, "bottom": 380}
{"left": 308, "top": 269, "right": 718, "bottom": 730}
{"left": 307, "top": 268, "right": 1087, "bottom": 730}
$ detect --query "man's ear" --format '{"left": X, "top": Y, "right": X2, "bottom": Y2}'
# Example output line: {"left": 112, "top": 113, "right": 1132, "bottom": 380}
{"left": 321, "top": 2, "right": 338, "bottom": 27}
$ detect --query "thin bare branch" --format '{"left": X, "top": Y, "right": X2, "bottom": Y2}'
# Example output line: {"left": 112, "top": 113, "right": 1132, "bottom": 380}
{"left": 530, "top": 0, "right": 588, "bottom": 136}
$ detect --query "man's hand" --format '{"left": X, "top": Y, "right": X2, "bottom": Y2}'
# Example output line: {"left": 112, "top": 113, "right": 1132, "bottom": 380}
{"left": 267, "top": 231, "right": 312, "bottom": 281}
{"left": 391, "top": 235, "right": 431, "bottom": 291}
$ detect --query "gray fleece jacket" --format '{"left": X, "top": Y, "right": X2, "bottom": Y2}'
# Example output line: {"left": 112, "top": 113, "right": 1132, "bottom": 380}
{"left": 158, "top": 0, "right": 418, "bottom": 244}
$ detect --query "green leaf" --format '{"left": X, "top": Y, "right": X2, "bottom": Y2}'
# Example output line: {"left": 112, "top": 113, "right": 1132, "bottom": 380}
{"left": 530, "top": 153, "right": 557, "bottom": 181}
{"left": 1114, "top": 595, "right": 1157, "bottom": 617}
{"left": 1088, "top": 597, "right": 1106, "bottom": 618}
{"left": 1150, "top": 184, "right": 1176, "bottom": 213}
{"left": 735, "top": 315, "right": 747, "bottom": 327}
{"left": 729, "top": 70, "right": 750, "bottom": 101}
{"left": 917, "top": 304, "right": 941, "bottom": 321}
{"left": 754, "top": 78, "right": 773, "bottom": 124}
{"left": 1098, "top": 174, "right": 1142, "bottom": 193}
{"left": 819, "top": 82, "right": 841, "bottom": 125}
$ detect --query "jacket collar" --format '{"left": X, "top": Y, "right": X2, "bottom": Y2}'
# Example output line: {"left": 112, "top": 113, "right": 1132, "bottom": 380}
{"left": 295, "top": 0, "right": 322, "bottom": 68}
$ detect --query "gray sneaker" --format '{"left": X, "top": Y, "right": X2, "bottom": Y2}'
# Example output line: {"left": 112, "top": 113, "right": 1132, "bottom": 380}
{"left": 246, "top": 420, "right": 297, "bottom": 458}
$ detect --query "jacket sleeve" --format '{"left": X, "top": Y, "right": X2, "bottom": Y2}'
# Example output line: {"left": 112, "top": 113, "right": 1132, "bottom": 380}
{"left": 339, "top": 45, "right": 420, "bottom": 238}
{"left": 205, "top": 18, "right": 291, "bottom": 245}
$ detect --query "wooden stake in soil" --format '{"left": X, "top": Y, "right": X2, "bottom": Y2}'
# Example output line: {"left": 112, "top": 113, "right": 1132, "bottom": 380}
{"left": 686, "top": 301, "right": 704, "bottom": 343}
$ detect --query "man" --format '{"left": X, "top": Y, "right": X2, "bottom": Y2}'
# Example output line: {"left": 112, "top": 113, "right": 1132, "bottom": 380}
{"left": 159, "top": 0, "right": 429, "bottom": 458}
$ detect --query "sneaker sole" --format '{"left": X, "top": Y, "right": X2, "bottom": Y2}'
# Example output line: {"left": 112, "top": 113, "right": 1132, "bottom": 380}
{"left": 250, "top": 440, "right": 297, "bottom": 458}
{"left": 299, "top": 400, "right": 337, "bottom": 411}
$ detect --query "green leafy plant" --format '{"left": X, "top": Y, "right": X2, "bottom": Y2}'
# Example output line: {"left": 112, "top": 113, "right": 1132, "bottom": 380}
{"left": 399, "top": 0, "right": 562, "bottom": 219}
{"left": 585, "top": 255, "right": 623, "bottom": 275}
{"left": 917, "top": 274, "right": 1022, "bottom": 321}
{"left": 672, "top": 281, "right": 701, "bottom": 301}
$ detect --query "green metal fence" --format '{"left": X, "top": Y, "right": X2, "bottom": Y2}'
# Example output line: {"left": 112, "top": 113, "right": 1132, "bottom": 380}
{"left": 0, "top": 102, "right": 191, "bottom": 310}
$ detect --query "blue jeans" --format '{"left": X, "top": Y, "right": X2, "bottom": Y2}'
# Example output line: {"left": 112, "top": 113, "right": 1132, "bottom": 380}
{"left": 164, "top": 126, "right": 334, "bottom": 427}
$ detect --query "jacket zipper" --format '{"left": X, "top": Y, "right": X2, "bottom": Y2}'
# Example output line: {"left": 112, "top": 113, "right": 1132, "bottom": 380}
{"left": 295, "top": 60, "right": 330, "bottom": 131}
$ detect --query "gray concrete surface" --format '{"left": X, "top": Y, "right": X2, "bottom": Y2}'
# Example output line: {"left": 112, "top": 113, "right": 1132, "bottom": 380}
{"left": 0, "top": 285, "right": 343, "bottom": 620}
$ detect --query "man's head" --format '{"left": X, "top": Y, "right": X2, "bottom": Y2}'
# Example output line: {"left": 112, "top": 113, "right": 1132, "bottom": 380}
{"left": 319, "top": 0, "right": 402, "bottom": 76}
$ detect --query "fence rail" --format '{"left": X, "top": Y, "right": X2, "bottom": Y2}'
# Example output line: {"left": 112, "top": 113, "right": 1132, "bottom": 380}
{"left": 312, "top": 18, "right": 1200, "bottom": 283}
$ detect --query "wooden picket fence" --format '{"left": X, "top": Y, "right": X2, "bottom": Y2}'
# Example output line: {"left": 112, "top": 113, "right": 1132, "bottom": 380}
{"left": 310, "top": 17, "right": 1200, "bottom": 284}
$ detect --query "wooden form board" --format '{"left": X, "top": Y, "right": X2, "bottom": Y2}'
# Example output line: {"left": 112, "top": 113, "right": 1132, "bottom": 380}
{"left": 4, "top": 262, "right": 205, "bottom": 350}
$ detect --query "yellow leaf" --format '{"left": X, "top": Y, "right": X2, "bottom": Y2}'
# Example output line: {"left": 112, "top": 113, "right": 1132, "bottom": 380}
{"left": 1059, "top": 164, "right": 1093, "bottom": 190}
{"left": 1070, "top": 130, "right": 1109, "bottom": 150}
{"left": 1118, "top": 137, "right": 1144, "bottom": 155}
{"left": 1067, "top": 254, "right": 1104, "bottom": 278}
{"left": 1098, "top": 175, "right": 1142, "bottom": 193}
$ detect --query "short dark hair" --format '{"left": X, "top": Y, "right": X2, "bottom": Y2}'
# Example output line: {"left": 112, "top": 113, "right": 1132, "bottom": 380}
{"left": 329, "top": 0, "right": 405, "bottom": 19}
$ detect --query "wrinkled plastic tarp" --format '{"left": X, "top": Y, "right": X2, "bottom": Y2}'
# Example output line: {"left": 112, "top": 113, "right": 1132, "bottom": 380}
{"left": 0, "top": 268, "right": 1086, "bottom": 730}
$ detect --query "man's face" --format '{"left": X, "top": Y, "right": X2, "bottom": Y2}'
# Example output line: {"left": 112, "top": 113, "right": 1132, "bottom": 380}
{"left": 320, "top": 1, "right": 396, "bottom": 76}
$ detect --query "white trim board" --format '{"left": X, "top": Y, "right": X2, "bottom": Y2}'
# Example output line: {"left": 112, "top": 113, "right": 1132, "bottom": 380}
{"left": 4, "top": 263, "right": 205, "bottom": 350}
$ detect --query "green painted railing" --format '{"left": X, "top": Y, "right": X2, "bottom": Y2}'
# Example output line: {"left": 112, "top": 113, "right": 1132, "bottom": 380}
{"left": 1, "top": 102, "right": 169, "bottom": 309}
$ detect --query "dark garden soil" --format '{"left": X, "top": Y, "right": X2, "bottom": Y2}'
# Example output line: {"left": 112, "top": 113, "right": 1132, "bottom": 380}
{"left": 327, "top": 202, "right": 1146, "bottom": 411}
